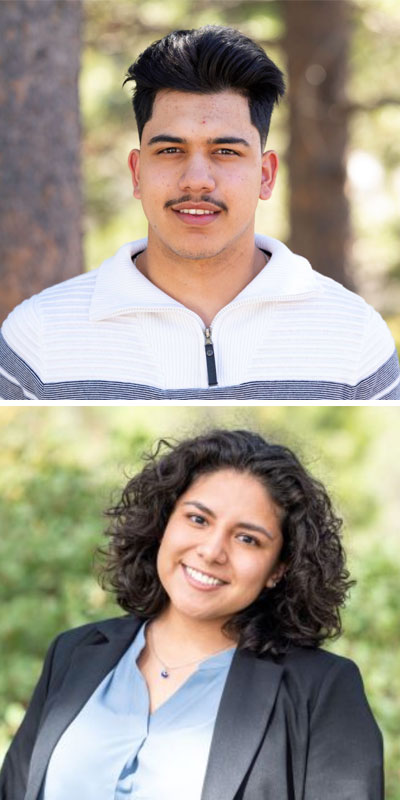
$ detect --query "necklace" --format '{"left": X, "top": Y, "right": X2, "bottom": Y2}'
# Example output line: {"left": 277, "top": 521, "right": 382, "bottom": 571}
{"left": 148, "top": 624, "right": 235, "bottom": 679}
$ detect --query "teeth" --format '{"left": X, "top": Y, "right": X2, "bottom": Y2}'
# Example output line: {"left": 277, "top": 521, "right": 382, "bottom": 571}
{"left": 178, "top": 209, "right": 216, "bottom": 215}
{"left": 185, "top": 566, "right": 224, "bottom": 586}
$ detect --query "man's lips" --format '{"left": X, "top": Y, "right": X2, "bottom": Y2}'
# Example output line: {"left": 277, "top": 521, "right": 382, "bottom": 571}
{"left": 170, "top": 201, "right": 223, "bottom": 213}
{"left": 171, "top": 208, "right": 221, "bottom": 226}
{"left": 166, "top": 199, "right": 226, "bottom": 226}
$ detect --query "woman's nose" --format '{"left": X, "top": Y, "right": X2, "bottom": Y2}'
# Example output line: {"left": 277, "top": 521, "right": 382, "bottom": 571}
{"left": 178, "top": 154, "right": 216, "bottom": 195}
{"left": 196, "top": 530, "right": 228, "bottom": 564}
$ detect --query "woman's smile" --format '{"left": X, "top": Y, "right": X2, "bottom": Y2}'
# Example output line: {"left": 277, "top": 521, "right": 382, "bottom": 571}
{"left": 181, "top": 562, "right": 228, "bottom": 590}
{"left": 156, "top": 468, "right": 285, "bottom": 626}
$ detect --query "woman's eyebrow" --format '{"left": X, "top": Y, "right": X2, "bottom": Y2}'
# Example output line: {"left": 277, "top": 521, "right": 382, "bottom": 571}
{"left": 235, "top": 521, "right": 275, "bottom": 541}
{"left": 182, "top": 500, "right": 215, "bottom": 517}
{"left": 182, "top": 501, "right": 275, "bottom": 540}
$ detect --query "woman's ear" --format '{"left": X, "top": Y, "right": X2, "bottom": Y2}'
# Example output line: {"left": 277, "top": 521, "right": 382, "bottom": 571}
{"left": 266, "top": 562, "right": 286, "bottom": 589}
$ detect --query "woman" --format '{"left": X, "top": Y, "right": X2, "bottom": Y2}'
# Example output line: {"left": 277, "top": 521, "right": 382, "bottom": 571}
{"left": 0, "top": 429, "right": 383, "bottom": 800}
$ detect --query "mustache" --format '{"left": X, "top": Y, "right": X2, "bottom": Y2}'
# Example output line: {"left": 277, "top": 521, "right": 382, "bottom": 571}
{"left": 164, "top": 195, "right": 228, "bottom": 212}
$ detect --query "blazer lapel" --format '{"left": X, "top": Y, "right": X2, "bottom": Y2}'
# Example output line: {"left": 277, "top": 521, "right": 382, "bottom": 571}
{"left": 201, "top": 648, "right": 283, "bottom": 800}
{"left": 25, "top": 617, "right": 142, "bottom": 800}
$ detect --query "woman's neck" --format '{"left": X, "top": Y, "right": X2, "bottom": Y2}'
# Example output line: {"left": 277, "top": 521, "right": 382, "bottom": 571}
{"left": 149, "top": 607, "right": 237, "bottom": 665}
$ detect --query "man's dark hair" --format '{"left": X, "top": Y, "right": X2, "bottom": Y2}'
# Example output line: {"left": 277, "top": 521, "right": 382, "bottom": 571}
{"left": 98, "top": 429, "right": 354, "bottom": 657}
{"left": 124, "top": 26, "right": 285, "bottom": 149}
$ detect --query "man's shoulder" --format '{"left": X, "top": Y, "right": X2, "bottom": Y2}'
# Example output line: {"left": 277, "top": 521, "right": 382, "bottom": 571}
{"left": 1, "top": 269, "right": 98, "bottom": 339}
{"left": 313, "top": 269, "right": 370, "bottom": 310}
{"left": 256, "top": 234, "right": 377, "bottom": 316}
{"left": 20, "top": 267, "right": 98, "bottom": 311}
{"left": 1, "top": 240, "right": 145, "bottom": 338}
{"left": 3, "top": 239, "right": 146, "bottom": 326}
{"left": 265, "top": 236, "right": 394, "bottom": 347}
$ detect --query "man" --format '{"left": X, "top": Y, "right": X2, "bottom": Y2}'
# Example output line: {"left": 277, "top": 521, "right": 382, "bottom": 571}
{"left": 1, "top": 25, "right": 399, "bottom": 399}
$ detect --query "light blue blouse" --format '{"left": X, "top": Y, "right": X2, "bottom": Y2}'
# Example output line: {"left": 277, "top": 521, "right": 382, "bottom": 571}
{"left": 40, "top": 623, "right": 236, "bottom": 800}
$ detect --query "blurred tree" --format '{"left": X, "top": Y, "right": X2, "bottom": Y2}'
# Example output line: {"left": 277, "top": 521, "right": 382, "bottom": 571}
{"left": 0, "top": 0, "right": 83, "bottom": 323}
{"left": 283, "top": 0, "right": 352, "bottom": 287}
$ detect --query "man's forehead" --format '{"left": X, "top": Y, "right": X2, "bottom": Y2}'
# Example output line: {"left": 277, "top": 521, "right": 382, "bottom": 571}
{"left": 144, "top": 88, "right": 256, "bottom": 138}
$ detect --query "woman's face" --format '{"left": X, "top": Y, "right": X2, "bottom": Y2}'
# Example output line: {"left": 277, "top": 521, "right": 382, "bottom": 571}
{"left": 156, "top": 468, "right": 285, "bottom": 628}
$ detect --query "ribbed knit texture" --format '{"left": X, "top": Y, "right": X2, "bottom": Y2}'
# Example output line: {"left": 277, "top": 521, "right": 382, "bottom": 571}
{"left": 1, "top": 235, "right": 399, "bottom": 400}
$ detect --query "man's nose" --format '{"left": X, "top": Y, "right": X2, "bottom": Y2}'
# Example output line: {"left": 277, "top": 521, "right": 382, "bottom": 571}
{"left": 178, "top": 154, "right": 216, "bottom": 194}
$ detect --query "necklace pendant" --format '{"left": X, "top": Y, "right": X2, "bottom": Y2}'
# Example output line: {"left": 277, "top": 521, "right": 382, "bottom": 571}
{"left": 161, "top": 669, "right": 169, "bottom": 679}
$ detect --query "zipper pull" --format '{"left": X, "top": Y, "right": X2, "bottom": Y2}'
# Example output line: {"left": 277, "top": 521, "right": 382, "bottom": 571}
{"left": 204, "top": 327, "right": 218, "bottom": 387}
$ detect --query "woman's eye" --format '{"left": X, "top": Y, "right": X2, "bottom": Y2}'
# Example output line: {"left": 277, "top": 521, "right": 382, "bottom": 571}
{"left": 188, "top": 514, "right": 207, "bottom": 525}
{"left": 237, "top": 533, "right": 259, "bottom": 546}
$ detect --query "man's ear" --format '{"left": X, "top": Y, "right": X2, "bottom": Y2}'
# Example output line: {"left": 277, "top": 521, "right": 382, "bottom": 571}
{"left": 259, "top": 150, "right": 279, "bottom": 201}
{"left": 265, "top": 561, "right": 286, "bottom": 589}
{"left": 128, "top": 149, "right": 141, "bottom": 199}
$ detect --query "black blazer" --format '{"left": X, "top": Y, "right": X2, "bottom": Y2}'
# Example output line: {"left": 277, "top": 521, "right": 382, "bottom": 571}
{"left": 0, "top": 615, "right": 383, "bottom": 800}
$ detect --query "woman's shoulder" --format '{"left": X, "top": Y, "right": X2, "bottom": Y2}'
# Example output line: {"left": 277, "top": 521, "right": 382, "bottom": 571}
{"left": 271, "top": 646, "right": 365, "bottom": 703}
{"left": 278, "top": 645, "right": 354, "bottom": 668}
{"left": 277, "top": 644, "right": 361, "bottom": 676}
{"left": 52, "top": 614, "right": 142, "bottom": 652}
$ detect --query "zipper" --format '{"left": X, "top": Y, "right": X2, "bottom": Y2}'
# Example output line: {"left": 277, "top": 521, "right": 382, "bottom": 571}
{"left": 204, "top": 327, "right": 218, "bottom": 386}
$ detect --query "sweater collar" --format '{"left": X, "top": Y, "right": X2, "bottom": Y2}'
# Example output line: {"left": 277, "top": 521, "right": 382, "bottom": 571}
{"left": 89, "top": 234, "right": 319, "bottom": 322}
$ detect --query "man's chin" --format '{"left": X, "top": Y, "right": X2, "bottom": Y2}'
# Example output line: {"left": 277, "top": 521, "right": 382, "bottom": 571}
{"left": 147, "top": 226, "right": 250, "bottom": 261}
{"left": 164, "top": 240, "right": 231, "bottom": 261}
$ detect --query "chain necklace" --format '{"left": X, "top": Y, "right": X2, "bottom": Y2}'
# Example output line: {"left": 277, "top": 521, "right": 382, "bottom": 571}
{"left": 148, "top": 623, "right": 235, "bottom": 679}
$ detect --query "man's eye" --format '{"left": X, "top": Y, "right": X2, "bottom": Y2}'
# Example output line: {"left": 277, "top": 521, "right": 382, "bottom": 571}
{"left": 158, "top": 147, "right": 181, "bottom": 154}
{"left": 216, "top": 148, "right": 238, "bottom": 155}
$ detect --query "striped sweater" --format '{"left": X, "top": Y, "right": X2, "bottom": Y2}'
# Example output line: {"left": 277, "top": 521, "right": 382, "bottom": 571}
{"left": 1, "top": 235, "right": 399, "bottom": 400}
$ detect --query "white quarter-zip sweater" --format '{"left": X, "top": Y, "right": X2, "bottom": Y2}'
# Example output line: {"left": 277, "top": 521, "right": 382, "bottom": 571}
{"left": 1, "top": 234, "right": 399, "bottom": 400}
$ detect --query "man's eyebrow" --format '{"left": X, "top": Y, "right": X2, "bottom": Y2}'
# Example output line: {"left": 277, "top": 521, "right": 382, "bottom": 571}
{"left": 182, "top": 501, "right": 275, "bottom": 540}
{"left": 147, "top": 134, "right": 186, "bottom": 146}
{"left": 208, "top": 137, "right": 250, "bottom": 147}
{"left": 146, "top": 134, "right": 250, "bottom": 147}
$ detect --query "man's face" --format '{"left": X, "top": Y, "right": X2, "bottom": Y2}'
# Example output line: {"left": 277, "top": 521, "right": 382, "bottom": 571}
{"left": 128, "top": 89, "right": 278, "bottom": 261}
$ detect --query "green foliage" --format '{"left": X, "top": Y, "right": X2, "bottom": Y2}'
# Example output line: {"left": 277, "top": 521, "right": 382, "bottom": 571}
{"left": 0, "top": 406, "right": 399, "bottom": 795}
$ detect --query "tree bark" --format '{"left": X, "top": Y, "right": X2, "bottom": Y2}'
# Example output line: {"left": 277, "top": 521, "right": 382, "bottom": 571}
{"left": 282, "top": 0, "right": 352, "bottom": 287}
{"left": 0, "top": 0, "right": 83, "bottom": 324}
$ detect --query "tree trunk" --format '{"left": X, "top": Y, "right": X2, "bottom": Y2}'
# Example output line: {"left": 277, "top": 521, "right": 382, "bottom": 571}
{"left": 282, "top": 0, "right": 352, "bottom": 287}
{"left": 0, "top": 0, "right": 83, "bottom": 324}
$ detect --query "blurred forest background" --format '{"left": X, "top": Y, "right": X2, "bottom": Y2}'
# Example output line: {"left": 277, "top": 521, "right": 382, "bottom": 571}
{"left": 1, "top": 0, "right": 400, "bottom": 351}
{"left": 0, "top": 405, "right": 399, "bottom": 796}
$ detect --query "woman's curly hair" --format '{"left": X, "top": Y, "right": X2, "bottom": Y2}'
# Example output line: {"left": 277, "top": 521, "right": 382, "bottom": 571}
{"left": 99, "top": 429, "right": 354, "bottom": 656}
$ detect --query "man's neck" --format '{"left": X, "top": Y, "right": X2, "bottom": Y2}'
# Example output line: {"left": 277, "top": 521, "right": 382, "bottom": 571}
{"left": 135, "top": 234, "right": 269, "bottom": 328}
